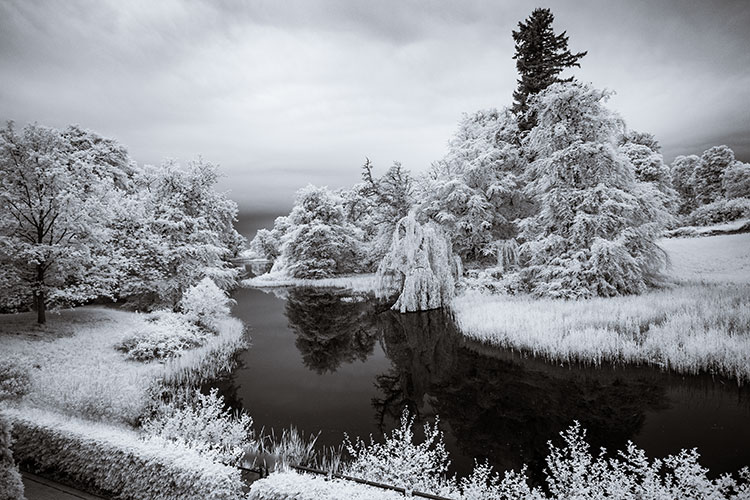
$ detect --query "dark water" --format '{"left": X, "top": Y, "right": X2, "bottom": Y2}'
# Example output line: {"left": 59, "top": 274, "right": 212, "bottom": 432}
{"left": 209, "top": 285, "right": 750, "bottom": 481}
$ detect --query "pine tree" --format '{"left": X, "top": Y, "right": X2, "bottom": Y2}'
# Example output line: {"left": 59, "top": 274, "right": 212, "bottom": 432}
{"left": 512, "top": 8, "right": 587, "bottom": 131}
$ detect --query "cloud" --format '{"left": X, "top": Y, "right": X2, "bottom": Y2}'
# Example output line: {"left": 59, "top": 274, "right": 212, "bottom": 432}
{"left": 1, "top": 0, "right": 749, "bottom": 212}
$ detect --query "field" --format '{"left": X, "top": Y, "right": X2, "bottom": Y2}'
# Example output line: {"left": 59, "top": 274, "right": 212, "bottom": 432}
{"left": 453, "top": 232, "right": 750, "bottom": 384}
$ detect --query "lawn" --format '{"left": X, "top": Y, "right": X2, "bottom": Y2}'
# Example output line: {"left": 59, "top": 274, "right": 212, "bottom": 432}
{"left": 453, "top": 232, "right": 750, "bottom": 384}
{"left": 0, "top": 306, "right": 246, "bottom": 425}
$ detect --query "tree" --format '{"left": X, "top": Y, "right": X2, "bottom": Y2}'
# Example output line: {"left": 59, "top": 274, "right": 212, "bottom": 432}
{"left": 116, "top": 159, "right": 244, "bottom": 308}
{"left": 419, "top": 108, "right": 530, "bottom": 264}
{"left": 670, "top": 155, "right": 700, "bottom": 215}
{"left": 376, "top": 213, "right": 461, "bottom": 312}
{"left": 512, "top": 8, "right": 587, "bottom": 131}
{"left": 0, "top": 122, "right": 123, "bottom": 323}
{"left": 618, "top": 131, "right": 676, "bottom": 213}
{"left": 692, "top": 145, "right": 735, "bottom": 205}
{"left": 275, "top": 185, "right": 364, "bottom": 278}
{"left": 519, "top": 83, "right": 671, "bottom": 298}
{"left": 722, "top": 161, "right": 750, "bottom": 200}
{"left": 348, "top": 159, "right": 414, "bottom": 267}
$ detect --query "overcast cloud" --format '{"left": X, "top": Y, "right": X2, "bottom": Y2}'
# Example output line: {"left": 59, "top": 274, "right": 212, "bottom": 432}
{"left": 1, "top": 0, "right": 748, "bottom": 212}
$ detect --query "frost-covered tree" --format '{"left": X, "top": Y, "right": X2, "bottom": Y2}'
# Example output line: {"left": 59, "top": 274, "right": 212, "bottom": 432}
{"left": 519, "top": 82, "right": 671, "bottom": 298}
{"left": 345, "top": 159, "right": 414, "bottom": 267}
{"left": 670, "top": 154, "right": 700, "bottom": 215}
{"left": 722, "top": 161, "right": 750, "bottom": 199}
{"left": 376, "top": 213, "right": 461, "bottom": 312}
{"left": 618, "top": 131, "right": 676, "bottom": 213}
{"left": 512, "top": 8, "right": 587, "bottom": 131}
{"left": 419, "top": 109, "right": 529, "bottom": 264}
{"left": 117, "top": 159, "right": 244, "bottom": 308}
{"left": 275, "top": 185, "right": 364, "bottom": 278}
{"left": 0, "top": 122, "right": 124, "bottom": 323}
{"left": 693, "top": 145, "right": 735, "bottom": 205}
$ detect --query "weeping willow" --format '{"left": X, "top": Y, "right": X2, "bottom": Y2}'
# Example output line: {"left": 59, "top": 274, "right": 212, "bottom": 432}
{"left": 376, "top": 213, "right": 462, "bottom": 313}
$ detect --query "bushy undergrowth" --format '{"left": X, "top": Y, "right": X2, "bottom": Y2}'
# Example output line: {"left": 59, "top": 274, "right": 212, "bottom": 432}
{"left": 143, "top": 388, "right": 252, "bottom": 466}
{"left": 454, "top": 284, "right": 750, "bottom": 384}
{"left": 0, "top": 357, "right": 28, "bottom": 500}
{"left": 159, "top": 316, "right": 247, "bottom": 386}
{"left": 180, "top": 277, "right": 236, "bottom": 333}
{"left": 685, "top": 197, "right": 750, "bottom": 226}
{"left": 344, "top": 409, "right": 453, "bottom": 494}
{"left": 0, "top": 356, "right": 31, "bottom": 401}
{"left": 4, "top": 407, "right": 244, "bottom": 500}
{"left": 116, "top": 310, "right": 208, "bottom": 361}
{"left": 254, "top": 411, "right": 750, "bottom": 500}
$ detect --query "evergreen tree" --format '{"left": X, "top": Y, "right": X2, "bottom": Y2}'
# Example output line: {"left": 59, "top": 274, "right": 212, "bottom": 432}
{"left": 512, "top": 8, "right": 587, "bottom": 131}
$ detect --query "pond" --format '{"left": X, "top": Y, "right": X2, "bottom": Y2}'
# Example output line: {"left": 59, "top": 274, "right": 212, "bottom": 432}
{"left": 208, "top": 284, "right": 750, "bottom": 481}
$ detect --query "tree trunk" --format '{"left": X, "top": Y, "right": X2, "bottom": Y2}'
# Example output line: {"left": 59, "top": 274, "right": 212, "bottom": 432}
{"left": 36, "top": 264, "right": 46, "bottom": 324}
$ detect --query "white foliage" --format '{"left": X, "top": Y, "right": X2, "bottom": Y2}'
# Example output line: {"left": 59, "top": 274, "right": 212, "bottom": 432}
{"left": 343, "top": 408, "right": 453, "bottom": 494}
{"left": 376, "top": 213, "right": 460, "bottom": 312}
{"left": 143, "top": 388, "right": 252, "bottom": 466}
{"left": 520, "top": 82, "right": 672, "bottom": 298}
{"left": 180, "top": 277, "right": 236, "bottom": 333}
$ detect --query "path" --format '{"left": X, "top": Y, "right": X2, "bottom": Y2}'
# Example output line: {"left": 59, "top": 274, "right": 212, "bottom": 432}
{"left": 22, "top": 472, "right": 106, "bottom": 500}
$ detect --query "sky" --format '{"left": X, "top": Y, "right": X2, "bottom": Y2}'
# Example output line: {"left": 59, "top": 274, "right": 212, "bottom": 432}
{"left": 1, "top": 0, "right": 749, "bottom": 213}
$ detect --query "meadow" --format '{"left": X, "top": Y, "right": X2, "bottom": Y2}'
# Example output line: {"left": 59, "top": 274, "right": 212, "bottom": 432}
{"left": 453, "top": 233, "right": 750, "bottom": 384}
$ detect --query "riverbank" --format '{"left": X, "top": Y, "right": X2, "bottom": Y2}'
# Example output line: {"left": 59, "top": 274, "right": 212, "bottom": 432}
{"left": 243, "top": 272, "right": 379, "bottom": 293}
{"left": 0, "top": 306, "right": 248, "bottom": 499}
{"left": 453, "top": 232, "right": 750, "bottom": 384}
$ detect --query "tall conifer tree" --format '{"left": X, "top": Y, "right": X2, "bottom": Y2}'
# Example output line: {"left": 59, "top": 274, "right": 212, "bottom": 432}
{"left": 512, "top": 8, "right": 587, "bottom": 130}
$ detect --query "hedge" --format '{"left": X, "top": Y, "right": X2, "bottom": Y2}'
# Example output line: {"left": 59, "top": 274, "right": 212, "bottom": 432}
{"left": 3, "top": 407, "right": 245, "bottom": 500}
{"left": 0, "top": 416, "right": 24, "bottom": 500}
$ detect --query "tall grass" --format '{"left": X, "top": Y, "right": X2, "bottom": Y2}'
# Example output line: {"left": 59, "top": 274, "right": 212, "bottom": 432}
{"left": 159, "top": 317, "right": 247, "bottom": 387}
{"left": 453, "top": 284, "right": 750, "bottom": 384}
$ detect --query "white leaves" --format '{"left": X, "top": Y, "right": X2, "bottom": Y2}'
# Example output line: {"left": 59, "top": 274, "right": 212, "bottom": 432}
{"left": 376, "top": 213, "right": 459, "bottom": 312}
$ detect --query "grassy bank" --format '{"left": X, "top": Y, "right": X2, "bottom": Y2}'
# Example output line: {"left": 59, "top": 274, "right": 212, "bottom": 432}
{"left": 453, "top": 232, "right": 750, "bottom": 384}
{"left": 243, "top": 272, "right": 378, "bottom": 293}
{"left": 0, "top": 305, "right": 248, "bottom": 499}
{"left": 0, "top": 307, "right": 246, "bottom": 424}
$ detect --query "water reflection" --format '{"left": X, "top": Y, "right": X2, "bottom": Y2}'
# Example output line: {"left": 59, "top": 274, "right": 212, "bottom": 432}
{"left": 219, "top": 287, "right": 750, "bottom": 480}
{"left": 285, "top": 288, "right": 380, "bottom": 374}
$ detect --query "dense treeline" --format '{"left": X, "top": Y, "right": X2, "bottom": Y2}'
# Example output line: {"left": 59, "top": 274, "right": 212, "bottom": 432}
{"left": 249, "top": 8, "right": 749, "bottom": 304}
{"left": 0, "top": 122, "right": 244, "bottom": 323}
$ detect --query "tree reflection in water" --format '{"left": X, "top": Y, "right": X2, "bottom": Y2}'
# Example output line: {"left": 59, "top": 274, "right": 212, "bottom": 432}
{"left": 285, "top": 288, "right": 381, "bottom": 374}
{"left": 375, "top": 309, "right": 669, "bottom": 481}
{"left": 282, "top": 290, "right": 670, "bottom": 480}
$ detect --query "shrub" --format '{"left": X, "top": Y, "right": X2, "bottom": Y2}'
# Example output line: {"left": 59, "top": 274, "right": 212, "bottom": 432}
{"left": 143, "top": 388, "right": 252, "bottom": 466}
{"left": 160, "top": 316, "right": 248, "bottom": 386}
{"left": 343, "top": 408, "right": 454, "bottom": 495}
{"left": 685, "top": 197, "right": 750, "bottom": 226}
{"left": 180, "top": 277, "right": 236, "bottom": 333}
{"left": 0, "top": 408, "right": 25, "bottom": 500}
{"left": 4, "top": 407, "right": 244, "bottom": 500}
{"left": 115, "top": 310, "right": 208, "bottom": 361}
{"left": 0, "top": 356, "right": 31, "bottom": 401}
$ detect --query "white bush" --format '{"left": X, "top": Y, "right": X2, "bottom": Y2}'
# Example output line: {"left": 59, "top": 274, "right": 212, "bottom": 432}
{"left": 180, "top": 277, "right": 236, "bottom": 333}
{"left": 143, "top": 388, "right": 252, "bottom": 466}
{"left": 343, "top": 408, "right": 454, "bottom": 495}
{"left": 115, "top": 310, "right": 208, "bottom": 361}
